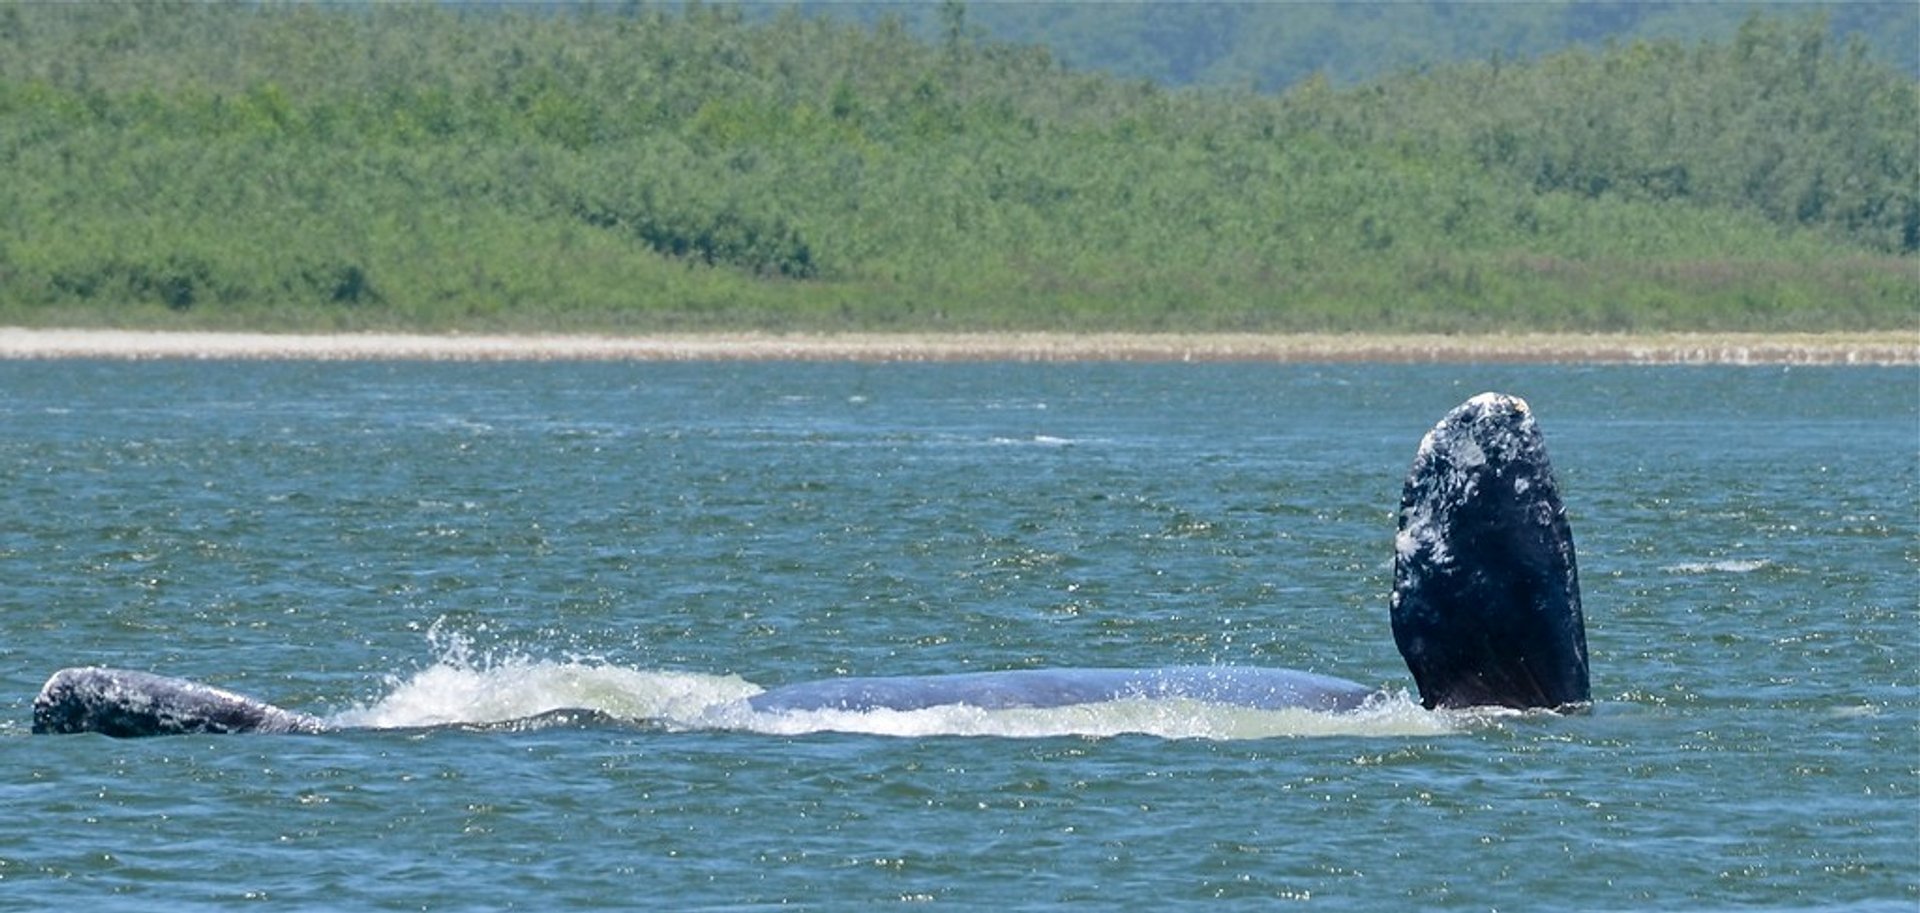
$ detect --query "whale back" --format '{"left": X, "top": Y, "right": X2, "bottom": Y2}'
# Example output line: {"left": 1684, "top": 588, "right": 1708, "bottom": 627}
{"left": 1391, "top": 393, "right": 1590, "bottom": 711}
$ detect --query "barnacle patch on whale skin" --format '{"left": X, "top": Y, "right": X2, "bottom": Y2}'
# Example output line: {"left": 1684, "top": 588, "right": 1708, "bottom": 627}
{"left": 1392, "top": 392, "right": 1587, "bottom": 711}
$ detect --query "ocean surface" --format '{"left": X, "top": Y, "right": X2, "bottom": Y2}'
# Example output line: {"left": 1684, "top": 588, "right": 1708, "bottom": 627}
{"left": 0, "top": 361, "right": 1912, "bottom": 911}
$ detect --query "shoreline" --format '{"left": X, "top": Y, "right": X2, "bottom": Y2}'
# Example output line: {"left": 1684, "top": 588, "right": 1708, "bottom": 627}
{"left": 0, "top": 327, "right": 1913, "bottom": 364}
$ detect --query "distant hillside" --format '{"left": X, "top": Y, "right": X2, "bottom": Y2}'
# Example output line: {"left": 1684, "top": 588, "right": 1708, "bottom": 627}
{"left": 0, "top": 4, "right": 1912, "bottom": 333}
{"left": 789, "top": 1, "right": 1920, "bottom": 89}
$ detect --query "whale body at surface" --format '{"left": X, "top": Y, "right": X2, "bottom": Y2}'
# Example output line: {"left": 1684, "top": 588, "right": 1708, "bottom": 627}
{"left": 32, "top": 666, "right": 326, "bottom": 737}
{"left": 32, "top": 392, "right": 1590, "bottom": 737}
{"left": 744, "top": 666, "right": 1379, "bottom": 715}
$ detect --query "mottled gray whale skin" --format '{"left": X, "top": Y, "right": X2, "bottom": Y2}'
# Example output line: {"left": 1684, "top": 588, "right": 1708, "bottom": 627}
{"left": 1393, "top": 392, "right": 1590, "bottom": 711}
{"left": 32, "top": 392, "right": 1589, "bottom": 736}
{"left": 32, "top": 666, "right": 327, "bottom": 736}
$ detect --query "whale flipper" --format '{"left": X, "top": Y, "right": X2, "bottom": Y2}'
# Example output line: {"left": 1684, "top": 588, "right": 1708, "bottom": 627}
{"left": 31, "top": 667, "right": 327, "bottom": 736}
{"left": 1391, "top": 393, "right": 1590, "bottom": 711}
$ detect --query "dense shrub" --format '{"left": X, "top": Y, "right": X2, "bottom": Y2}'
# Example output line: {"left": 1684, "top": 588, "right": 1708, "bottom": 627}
{"left": 0, "top": 4, "right": 1910, "bottom": 332}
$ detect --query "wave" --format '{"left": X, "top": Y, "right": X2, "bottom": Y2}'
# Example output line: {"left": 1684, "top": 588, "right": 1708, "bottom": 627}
{"left": 1660, "top": 558, "right": 1772, "bottom": 574}
{"left": 328, "top": 654, "right": 1458, "bottom": 740}
{"left": 987, "top": 434, "right": 1086, "bottom": 447}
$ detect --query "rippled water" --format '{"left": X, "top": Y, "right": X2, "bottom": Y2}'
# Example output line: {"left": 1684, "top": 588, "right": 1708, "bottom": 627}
{"left": 1, "top": 362, "right": 1912, "bottom": 910}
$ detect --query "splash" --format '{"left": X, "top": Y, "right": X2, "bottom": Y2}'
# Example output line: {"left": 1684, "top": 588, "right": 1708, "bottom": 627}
{"left": 329, "top": 639, "right": 1457, "bottom": 740}
{"left": 729, "top": 689, "right": 1456, "bottom": 740}
{"left": 327, "top": 633, "right": 760, "bottom": 730}
{"left": 328, "top": 660, "right": 761, "bottom": 729}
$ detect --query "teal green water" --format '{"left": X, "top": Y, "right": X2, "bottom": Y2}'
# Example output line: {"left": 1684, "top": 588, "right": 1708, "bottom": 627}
{"left": 1, "top": 362, "right": 1913, "bottom": 910}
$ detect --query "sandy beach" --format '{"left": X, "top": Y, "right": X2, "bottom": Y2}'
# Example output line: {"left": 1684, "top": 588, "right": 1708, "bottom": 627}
{"left": 0, "top": 327, "right": 1913, "bottom": 364}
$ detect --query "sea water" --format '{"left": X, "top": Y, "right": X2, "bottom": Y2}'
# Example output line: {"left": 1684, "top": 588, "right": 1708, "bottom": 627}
{"left": 0, "top": 361, "right": 1912, "bottom": 910}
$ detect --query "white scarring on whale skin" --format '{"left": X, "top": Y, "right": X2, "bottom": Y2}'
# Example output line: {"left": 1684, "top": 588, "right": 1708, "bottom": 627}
{"left": 33, "top": 667, "right": 327, "bottom": 736}
{"left": 1390, "top": 391, "right": 1588, "bottom": 711}
{"left": 1394, "top": 392, "right": 1535, "bottom": 576}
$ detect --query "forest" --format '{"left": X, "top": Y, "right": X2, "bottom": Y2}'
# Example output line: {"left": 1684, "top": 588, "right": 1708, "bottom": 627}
{"left": 798, "top": 0, "right": 1920, "bottom": 89}
{"left": 0, "top": 3, "right": 1913, "bottom": 333}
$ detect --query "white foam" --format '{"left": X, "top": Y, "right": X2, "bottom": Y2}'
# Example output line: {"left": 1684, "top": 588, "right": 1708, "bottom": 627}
{"left": 330, "top": 653, "right": 1458, "bottom": 740}
{"left": 749, "top": 686, "right": 1460, "bottom": 741}
{"left": 710, "top": 689, "right": 1457, "bottom": 740}
{"left": 1661, "top": 559, "right": 1772, "bottom": 574}
{"left": 987, "top": 434, "right": 1081, "bottom": 447}
{"left": 328, "top": 658, "right": 761, "bottom": 729}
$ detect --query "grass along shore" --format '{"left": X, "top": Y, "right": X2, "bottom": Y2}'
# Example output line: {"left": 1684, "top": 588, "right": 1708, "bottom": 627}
{"left": 0, "top": 328, "right": 1911, "bottom": 365}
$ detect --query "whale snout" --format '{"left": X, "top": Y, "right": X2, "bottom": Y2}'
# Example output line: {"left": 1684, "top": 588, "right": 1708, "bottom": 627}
{"left": 1392, "top": 392, "right": 1590, "bottom": 712}
{"left": 33, "top": 666, "right": 326, "bottom": 737}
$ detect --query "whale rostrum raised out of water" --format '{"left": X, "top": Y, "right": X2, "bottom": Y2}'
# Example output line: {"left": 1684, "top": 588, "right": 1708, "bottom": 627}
{"left": 33, "top": 392, "right": 1589, "bottom": 737}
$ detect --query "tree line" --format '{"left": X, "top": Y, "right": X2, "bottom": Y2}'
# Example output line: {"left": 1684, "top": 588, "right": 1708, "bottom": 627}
{"left": 795, "top": 0, "right": 1920, "bottom": 89}
{"left": 0, "top": 3, "right": 1912, "bottom": 332}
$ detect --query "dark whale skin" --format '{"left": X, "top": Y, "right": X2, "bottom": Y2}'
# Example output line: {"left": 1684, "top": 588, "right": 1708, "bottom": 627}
{"left": 1391, "top": 393, "right": 1590, "bottom": 711}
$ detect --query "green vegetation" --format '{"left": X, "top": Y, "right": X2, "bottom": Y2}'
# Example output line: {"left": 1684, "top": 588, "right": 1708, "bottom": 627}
{"left": 0, "top": 3, "right": 1913, "bottom": 333}
{"left": 804, "top": 1, "right": 1920, "bottom": 89}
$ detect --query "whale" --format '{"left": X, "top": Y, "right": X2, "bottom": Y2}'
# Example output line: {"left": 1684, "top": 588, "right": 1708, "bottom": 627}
{"left": 32, "top": 392, "right": 1589, "bottom": 737}
{"left": 31, "top": 666, "right": 328, "bottom": 737}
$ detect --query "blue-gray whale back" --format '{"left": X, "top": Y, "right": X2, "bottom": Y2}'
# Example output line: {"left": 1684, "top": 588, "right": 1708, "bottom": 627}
{"left": 32, "top": 392, "right": 1590, "bottom": 737}
{"left": 746, "top": 666, "right": 1378, "bottom": 715}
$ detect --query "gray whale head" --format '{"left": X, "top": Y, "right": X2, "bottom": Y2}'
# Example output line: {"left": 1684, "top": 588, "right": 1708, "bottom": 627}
{"left": 1391, "top": 392, "right": 1590, "bottom": 711}
{"left": 32, "top": 666, "right": 325, "bottom": 736}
